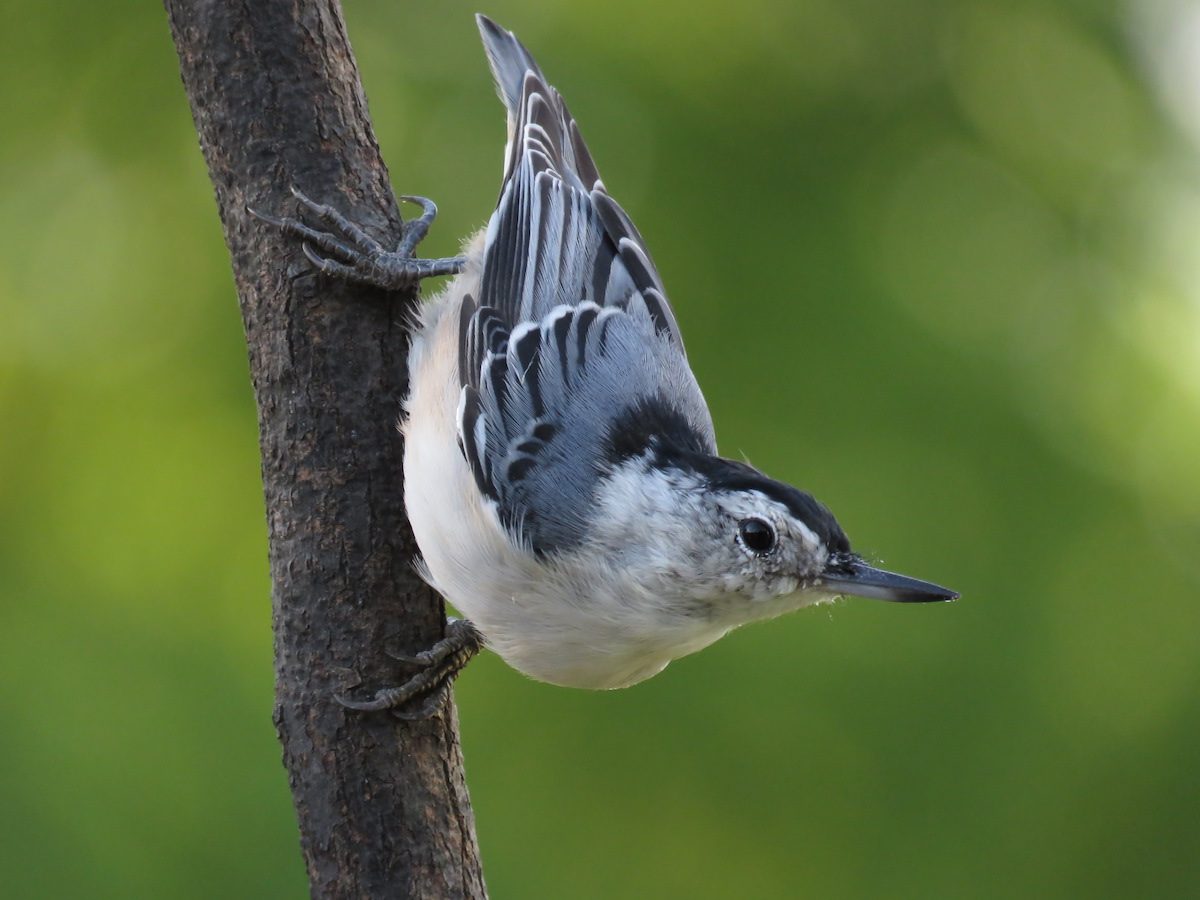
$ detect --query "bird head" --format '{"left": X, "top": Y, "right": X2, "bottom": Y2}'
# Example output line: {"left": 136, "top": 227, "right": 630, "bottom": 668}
{"left": 592, "top": 449, "right": 957, "bottom": 619}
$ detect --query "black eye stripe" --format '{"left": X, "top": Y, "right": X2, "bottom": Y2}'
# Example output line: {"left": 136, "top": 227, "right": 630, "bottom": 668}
{"left": 663, "top": 451, "right": 851, "bottom": 555}
{"left": 738, "top": 518, "right": 776, "bottom": 555}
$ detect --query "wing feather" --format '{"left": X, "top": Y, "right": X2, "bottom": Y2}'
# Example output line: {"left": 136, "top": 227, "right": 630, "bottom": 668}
{"left": 459, "top": 18, "right": 715, "bottom": 553}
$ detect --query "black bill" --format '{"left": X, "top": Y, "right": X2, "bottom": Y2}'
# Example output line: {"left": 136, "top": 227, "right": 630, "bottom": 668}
{"left": 819, "top": 557, "right": 958, "bottom": 603}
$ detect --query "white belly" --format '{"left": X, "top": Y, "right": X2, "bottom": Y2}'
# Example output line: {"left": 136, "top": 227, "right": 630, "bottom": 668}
{"left": 401, "top": 238, "right": 734, "bottom": 689}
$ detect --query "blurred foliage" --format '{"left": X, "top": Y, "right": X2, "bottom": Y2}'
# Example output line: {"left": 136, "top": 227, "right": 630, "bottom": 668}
{"left": 2, "top": 0, "right": 1199, "bottom": 897}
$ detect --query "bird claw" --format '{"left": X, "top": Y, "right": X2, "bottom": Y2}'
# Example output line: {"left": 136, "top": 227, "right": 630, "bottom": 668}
{"left": 383, "top": 641, "right": 436, "bottom": 668}
{"left": 336, "top": 619, "right": 484, "bottom": 718}
{"left": 389, "top": 681, "right": 453, "bottom": 721}
{"left": 248, "top": 187, "right": 466, "bottom": 291}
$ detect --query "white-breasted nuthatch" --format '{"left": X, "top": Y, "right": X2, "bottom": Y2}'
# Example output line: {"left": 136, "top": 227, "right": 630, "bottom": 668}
{"left": 255, "top": 15, "right": 957, "bottom": 715}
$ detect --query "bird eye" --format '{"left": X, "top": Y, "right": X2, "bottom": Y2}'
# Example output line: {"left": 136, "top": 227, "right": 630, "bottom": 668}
{"left": 738, "top": 518, "right": 776, "bottom": 555}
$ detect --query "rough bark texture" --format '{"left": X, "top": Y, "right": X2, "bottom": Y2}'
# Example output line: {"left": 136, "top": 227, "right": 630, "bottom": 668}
{"left": 163, "top": 2, "right": 486, "bottom": 897}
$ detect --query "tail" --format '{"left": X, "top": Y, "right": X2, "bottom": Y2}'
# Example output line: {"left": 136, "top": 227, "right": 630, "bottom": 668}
{"left": 470, "top": 13, "right": 679, "bottom": 342}
{"left": 475, "top": 14, "right": 602, "bottom": 195}
{"left": 476, "top": 14, "right": 544, "bottom": 115}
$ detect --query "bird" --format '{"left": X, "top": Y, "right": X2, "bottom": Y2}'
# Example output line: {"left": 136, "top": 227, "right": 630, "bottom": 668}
{"left": 253, "top": 15, "right": 957, "bottom": 717}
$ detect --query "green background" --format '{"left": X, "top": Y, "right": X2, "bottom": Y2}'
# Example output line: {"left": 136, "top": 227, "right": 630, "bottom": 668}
{"left": 2, "top": 0, "right": 1198, "bottom": 896}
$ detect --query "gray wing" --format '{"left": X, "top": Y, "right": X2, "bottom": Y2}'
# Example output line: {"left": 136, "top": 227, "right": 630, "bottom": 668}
{"left": 457, "top": 297, "right": 715, "bottom": 554}
{"left": 457, "top": 18, "right": 715, "bottom": 556}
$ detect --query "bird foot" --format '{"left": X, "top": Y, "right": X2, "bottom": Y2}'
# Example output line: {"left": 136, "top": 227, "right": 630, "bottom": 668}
{"left": 248, "top": 186, "right": 465, "bottom": 291}
{"left": 336, "top": 619, "right": 485, "bottom": 719}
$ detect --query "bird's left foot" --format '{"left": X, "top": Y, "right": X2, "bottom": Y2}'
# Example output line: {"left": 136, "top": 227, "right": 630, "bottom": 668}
{"left": 249, "top": 187, "right": 466, "bottom": 291}
{"left": 336, "top": 618, "right": 485, "bottom": 720}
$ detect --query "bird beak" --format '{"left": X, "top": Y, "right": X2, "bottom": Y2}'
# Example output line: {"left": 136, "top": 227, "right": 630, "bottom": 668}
{"left": 818, "top": 556, "right": 958, "bottom": 603}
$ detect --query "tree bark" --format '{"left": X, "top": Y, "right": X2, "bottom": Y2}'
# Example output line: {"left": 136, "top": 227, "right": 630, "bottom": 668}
{"left": 163, "top": 2, "right": 486, "bottom": 897}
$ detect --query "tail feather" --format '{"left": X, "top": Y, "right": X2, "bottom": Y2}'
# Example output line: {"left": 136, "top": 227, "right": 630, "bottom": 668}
{"left": 476, "top": 14, "right": 602, "bottom": 195}
{"left": 476, "top": 14, "right": 544, "bottom": 115}
{"left": 470, "top": 13, "right": 677, "bottom": 347}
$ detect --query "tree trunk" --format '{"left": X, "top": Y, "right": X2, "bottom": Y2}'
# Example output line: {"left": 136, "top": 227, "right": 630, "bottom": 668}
{"left": 162, "top": 2, "right": 486, "bottom": 897}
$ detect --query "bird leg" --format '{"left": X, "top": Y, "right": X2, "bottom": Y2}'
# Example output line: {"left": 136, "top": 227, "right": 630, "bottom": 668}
{"left": 253, "top": 188, "right": 475, "bottom": 717}
{"left": 336, "top": 618, "right": 485, "bottom": 719}
{"left": 249, "top": 187, "right": 466, "bottom": 291}
{"left": 251, "top": 188, "right": 472, "bottom": 716}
